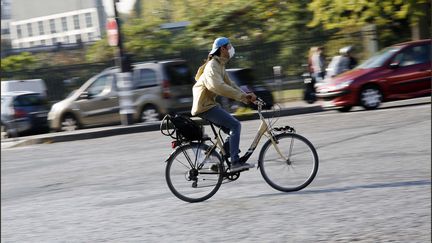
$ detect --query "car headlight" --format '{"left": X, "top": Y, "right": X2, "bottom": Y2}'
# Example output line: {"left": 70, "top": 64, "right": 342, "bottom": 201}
{"left": 334, "top": 80, "right": 353, "bottom": 90}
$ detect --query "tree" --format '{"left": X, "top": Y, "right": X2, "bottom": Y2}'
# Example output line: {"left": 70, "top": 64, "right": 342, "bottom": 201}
{"left": 1, "top": 52, "right": 37, "bottom": 73}
{"left": 308, "top": 0, "right": 431, "bottom": 43}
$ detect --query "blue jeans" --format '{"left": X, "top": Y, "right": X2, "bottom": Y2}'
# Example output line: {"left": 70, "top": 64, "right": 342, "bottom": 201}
{"left": 198, "top": 106, "right": 241, "bottom": 163}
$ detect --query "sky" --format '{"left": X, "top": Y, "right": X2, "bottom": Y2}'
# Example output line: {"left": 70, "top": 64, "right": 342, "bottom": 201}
{"left": 102, "top": 0, "right": 136, "bottom": 16}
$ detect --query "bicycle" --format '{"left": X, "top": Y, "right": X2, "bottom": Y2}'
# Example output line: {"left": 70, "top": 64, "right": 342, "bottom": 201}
{"left": 160, "top": 98, "right": 319, "bottom": 203}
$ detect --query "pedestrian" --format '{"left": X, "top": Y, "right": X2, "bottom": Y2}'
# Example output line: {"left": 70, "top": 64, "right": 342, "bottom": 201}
{"left": 191, "top": 37, "right": 257, "bottom": 172}
{"left": 325, "top": 46, "right": 354, "bottom": 78}
{"left": 341, "top": 46, "right": 358, "bottom": 69}
{"left": 310, "top": 46, "right": 326, "bottom": 82}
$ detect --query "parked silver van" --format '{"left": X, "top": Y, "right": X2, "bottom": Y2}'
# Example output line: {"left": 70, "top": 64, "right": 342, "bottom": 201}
{"left": 48, "top": 59, "right": 194, "bottom": 131}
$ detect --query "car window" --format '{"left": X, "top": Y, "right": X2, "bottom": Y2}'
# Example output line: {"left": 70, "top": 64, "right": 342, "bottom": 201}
{"left": 13, "top": 94, "right": 47, "bottom": 106}
{"left": 134, "top": 68, "right": 157, "bottom": 89}
{"left": 166, "top": 63, "right": 194, "bottom": 86}
{"left": 394, "top": 44, "right": 431, "bottom": 67}
{"left": 87, "top": 75, "right": 113, "bottom": 96}
{"left": 357, "top": 46, "right": 401, "bottom": 69}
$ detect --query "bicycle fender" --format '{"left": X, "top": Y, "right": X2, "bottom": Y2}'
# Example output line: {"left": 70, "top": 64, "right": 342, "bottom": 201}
{"left": 164, "top": 146, "right": 183, "bottom": 163}
{"left": 163, "top": 142, "right": 203, "bottom": 163}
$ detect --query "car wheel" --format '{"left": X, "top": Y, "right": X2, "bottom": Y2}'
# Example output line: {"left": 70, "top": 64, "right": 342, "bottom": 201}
{"left": 1, "top": 123, "right": 9, "bottom": 139}
{"left": 337, "top": 106, "right": 352, "bottom": 112}
{"left": 139, "top": 105, "right": 161, "bottom": 123}
{"left": 360, "top": 85, "right": 382, "bottom": 110}
{"left": 61, "top": 114, "right": 79, "bottom": 131}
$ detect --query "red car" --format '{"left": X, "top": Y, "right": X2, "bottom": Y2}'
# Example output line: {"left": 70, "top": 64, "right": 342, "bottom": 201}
{"left": 316, "top": 39, "right": 431, "bottom": 112}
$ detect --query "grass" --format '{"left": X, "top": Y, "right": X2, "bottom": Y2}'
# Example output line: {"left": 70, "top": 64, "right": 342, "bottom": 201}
{"left": 272, "top": 89, "right": 303, "bottom": 103}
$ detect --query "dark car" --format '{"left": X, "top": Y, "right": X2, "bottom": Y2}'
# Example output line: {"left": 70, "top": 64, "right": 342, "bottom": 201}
{"left": 316, "top": 39, "right": 431, "bottom": 112}
{"left": 1, "top": 91, "right": 50, "bottom": 138}
{"left": 218, "top": 68, "right": 274, "bottom": 112}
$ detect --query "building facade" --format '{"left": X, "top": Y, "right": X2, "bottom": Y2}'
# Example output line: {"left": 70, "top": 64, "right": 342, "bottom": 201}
{"left": 1, "top": 0, "right": 12, "bottom": 40}
{"left": 9, "top": 0, "right": 106, "bottom": 49}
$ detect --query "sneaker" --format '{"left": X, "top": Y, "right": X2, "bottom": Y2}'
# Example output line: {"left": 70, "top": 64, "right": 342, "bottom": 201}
{"left": 230, "top": 162, "right": 254, "bottom": 172}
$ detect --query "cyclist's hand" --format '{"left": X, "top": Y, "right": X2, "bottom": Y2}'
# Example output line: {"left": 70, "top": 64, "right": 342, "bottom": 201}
{"left": 245, "top": 93, "right": 257, "bottom": 104}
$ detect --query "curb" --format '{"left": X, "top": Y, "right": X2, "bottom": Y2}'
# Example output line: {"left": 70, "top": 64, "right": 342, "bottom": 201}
{"left": 3, "top": 104, "right": 323, "bottom": 148}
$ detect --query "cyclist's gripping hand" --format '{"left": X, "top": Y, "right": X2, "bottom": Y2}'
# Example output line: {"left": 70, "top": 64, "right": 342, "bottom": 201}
{"left": 245, "top": 92, "right": 257, "bottom": 104}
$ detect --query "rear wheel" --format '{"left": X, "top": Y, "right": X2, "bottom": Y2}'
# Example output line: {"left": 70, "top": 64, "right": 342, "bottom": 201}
{"left": 259, "top": 133, "right": 319, "bottom": 192}
{"left": 360, "top": 85, "right": 382, "bottom": 110}
{"left": 166, "top": 143, "right": 224, "bottom": 203}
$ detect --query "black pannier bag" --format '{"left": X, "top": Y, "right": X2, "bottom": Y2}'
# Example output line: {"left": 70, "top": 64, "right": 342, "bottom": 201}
{"left": 170, "top": 114, "right": 203, "bottom": 142}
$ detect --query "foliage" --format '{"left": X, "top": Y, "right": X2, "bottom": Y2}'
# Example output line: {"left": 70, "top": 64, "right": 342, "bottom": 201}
{"left": 1, "top": 52, "right": 37, "bottom": 74}
{"left": 85, "top": 37, "right": 117, "bottom": 62}
{"left": 307, "top": 0, "right": 430, "bottom": 45}
{"left": 309, "top": 0, "right": 417, "bottom": 28}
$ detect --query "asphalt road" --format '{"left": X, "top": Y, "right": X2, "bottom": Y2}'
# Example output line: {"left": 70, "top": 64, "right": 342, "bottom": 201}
{"left": 1, "top": 99, "right": 431, "bottom": 242}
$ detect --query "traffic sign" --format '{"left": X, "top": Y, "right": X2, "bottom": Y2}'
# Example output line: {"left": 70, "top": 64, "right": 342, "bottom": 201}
{"left": 106, "top": 18, "right": 119, "bottom": 47}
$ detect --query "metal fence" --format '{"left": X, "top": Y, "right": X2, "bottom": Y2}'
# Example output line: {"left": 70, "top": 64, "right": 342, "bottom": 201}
{"left": 1, "top": 30, "right": 376, "bottom": 103}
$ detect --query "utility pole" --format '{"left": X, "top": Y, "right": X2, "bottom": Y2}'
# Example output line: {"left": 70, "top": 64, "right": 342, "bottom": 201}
{"left": 112, "top": 0, "right": 134, "bottom": 125}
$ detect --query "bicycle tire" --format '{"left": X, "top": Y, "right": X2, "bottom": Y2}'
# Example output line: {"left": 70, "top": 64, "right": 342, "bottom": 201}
{"left": 165, "top": 143, "right": 224, "bottom": 203}
{"left": 258, "top": 133, "right": 318, "bottom": 192}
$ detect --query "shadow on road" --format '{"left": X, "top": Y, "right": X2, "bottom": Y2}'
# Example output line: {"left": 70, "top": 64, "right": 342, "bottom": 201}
{"left": 348, "top": 100, "right": 431, "bottom": 113}
{"left": 248, "top": 179, "right": 431, "bottom": 198}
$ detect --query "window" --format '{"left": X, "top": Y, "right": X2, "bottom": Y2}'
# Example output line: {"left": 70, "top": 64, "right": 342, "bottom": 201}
{"left": 166, "top": 64, "right": 194, "bottom": 85}
{"left": 27, "top": 23, "right": 33, "bottom": 37}
{"left": 64, "top": 36, "right": 70, "bottom": 43}
{"left": 85, "top": 13, "right": 92, "bottom": 28}
{"left": 134, "top": 69, "right": 158, "bottom": 89}
{"left": 394, "top": 44, "right": 432, "bottom": 67}
{"left": 86, "top": 75, "right": 113, "bottom": 96}
{"left": 61, "top": 17, "right": 68, "bottom": 32}
{"left": 73, "top": 15, "right": 80, "bottom": 29}
{"left": 14, "top": 94, "right": 47, "bottom": 106}
{"left": 41, "top": 39, "right": 46, "bottom": 45}
{"left": 38, "top": 21, "right": 44, "bottom": 35}
{"left": 29, "top": 41, "right": 34, "bottom": 47}
{"left": 75, "top": 34, "right": 81, "bottom": 43}
{"left": 87, "top": 32, "right": 93, "bottom": 41}
{"left": 49, "top": 19, "right": 56, "bottom": 33}
{"left": 17, "top": 25, "right": 22, "bottom": 38}
{"left": 52, "top": 38, "right": 57, "bottom": 45}
{"left": 357, "top": 47, "right": 401, "bottom": 69}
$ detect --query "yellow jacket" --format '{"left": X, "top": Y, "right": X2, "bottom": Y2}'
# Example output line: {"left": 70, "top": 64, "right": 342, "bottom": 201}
{"left": 191, "top": 56, "right": 248, "bottom": 116}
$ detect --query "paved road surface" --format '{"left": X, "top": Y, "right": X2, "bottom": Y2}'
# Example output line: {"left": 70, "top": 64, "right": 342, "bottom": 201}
{"left": 1, "top": 100, "right": 431, "bottom": 242}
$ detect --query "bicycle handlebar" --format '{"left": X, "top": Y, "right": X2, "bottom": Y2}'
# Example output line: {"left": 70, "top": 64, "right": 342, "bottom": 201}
{"left": 253, "top": 98, "right": 266, "bottom": 110}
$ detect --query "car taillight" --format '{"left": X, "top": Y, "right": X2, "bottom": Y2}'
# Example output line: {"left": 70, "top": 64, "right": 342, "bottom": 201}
{"left": 162, "top": 80, "right": 171, "bottom": 99}
{"left": 14, "top": 108, "right": 27, "bottom": 119}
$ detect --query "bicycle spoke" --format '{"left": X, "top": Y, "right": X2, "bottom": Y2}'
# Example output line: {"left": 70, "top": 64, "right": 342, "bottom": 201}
{"left": 174, "top": 157, "right": 192, "bottom": 170}
{"left": 259, "top": 133, "right": 318, "bottom": 192}
{"left": 166, "top": 144, "right": 224, "bottom": 203}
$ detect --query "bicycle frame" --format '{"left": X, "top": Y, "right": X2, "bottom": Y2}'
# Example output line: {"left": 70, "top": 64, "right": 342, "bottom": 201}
{"left": 205, "top": 101, "right": 288, "bottom": 166}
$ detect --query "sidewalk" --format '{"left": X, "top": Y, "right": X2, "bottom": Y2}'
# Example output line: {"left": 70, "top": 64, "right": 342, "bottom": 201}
{"left": 1, "top": 101, "right": 323, "bottom": 149}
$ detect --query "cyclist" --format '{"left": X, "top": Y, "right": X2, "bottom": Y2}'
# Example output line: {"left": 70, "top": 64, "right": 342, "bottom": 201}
{"left": 191, "top": 37, "right": 257, "bottom": 172}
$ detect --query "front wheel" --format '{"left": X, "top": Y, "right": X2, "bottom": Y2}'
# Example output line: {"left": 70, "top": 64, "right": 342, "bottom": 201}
{"left": 139, "top": 105, "right": 161, "bottom": 123}
{"left": 360, "top": 85, "right": 382, "bottom": 110}
{"left": 166, "top": 143, "right": 224, "bottom": 203}
{"left": 61, "top": 114, "right": 79, "bottom": 132}
{"left": 258, "top": 133, "right": 318, "bottom": 192}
